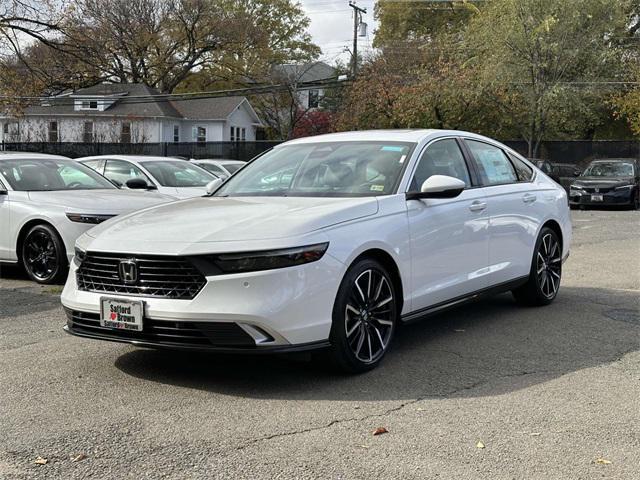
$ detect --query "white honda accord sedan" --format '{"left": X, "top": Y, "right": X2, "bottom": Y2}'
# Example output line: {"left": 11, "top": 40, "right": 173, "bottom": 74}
{"left": 61, "top": 130, "right": 571, "bottom": 372}
{"left": 0, "top": 153, "right": 174, "bottom": 284}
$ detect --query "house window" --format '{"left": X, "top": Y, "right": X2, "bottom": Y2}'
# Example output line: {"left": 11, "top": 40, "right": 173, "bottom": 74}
{"left": 48, "top": 121, "right": 58, "bottom": 142}
{"left": 308, "top": 89, "right": 320, "bottom": 109}
{"left": 120, "top": 122, "right": 131, "bottom": 143}
{"left": 241, "top": 127, "right": 246, "bottom": 141}
{"left": 196, "top": 126, "right": 206, "bottom": 144}
{"left": 173, "top": 125, "right": 180, "bottom": 143}
{"left": 81, "top": 100, "right": 98, "bottom": 110}
{"left": 83, "top": 121, "right": 94, "bottom": 143}
{"left": 230, "top": 127, "right": 245, "bottom": 142}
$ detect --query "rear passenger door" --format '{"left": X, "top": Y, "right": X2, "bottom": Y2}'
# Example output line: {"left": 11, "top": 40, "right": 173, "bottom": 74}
{"left": 463, "top": 139, "right": 542, "bottom": 286}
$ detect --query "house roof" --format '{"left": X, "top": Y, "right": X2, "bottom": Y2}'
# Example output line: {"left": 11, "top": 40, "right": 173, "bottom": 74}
{"left": 273, "top": 62, "right": 337, "bottom": 84}
{"left": 19, "top": 84, "right": 259, "bottom": 122}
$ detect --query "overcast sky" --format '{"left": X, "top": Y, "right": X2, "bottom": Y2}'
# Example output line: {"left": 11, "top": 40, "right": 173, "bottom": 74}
{"left": 299, "top": 0, "right": 378, "bottom": 65}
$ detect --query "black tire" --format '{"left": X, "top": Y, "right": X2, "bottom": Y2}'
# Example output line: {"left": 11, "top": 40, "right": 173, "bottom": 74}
{"left": 20, "top": 224, "right": 67, "bottom": 284}
{"left": 512, "top": 227, "right": 562, "bottom": 306}
{"left": 326, "top": 258, "right": 398, "bottom": 373}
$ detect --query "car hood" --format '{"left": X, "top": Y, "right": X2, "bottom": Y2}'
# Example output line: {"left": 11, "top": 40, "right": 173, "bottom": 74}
{"left": 572, "top": 176, "right": 635, "bottom": 187}
{"left": 28, "top": 189, "right": 175, "bottom": 213}
{"left": 85, "top": 196, "right": 379, "bottom": 244}
{"left": 165, "top": 186, "right": 209, "bottom": 199}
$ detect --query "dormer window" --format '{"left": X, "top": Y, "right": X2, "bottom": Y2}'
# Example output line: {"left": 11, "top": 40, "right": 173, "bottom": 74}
{"left": 81, "top": 100, "right": 98, "bottom": 110}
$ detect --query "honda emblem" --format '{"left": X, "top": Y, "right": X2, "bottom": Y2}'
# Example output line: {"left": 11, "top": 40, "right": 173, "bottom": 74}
{"left": 118, "top": 259, "right": 138, "bottom": 284}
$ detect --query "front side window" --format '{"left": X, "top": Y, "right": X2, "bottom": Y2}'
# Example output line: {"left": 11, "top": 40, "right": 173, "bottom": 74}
{"left": 83, "top": 122, "right": 94, "bottom": 143}
{"left": 120, "top": 122, "right": 131, "bottom": 143}
{"left": 199, "top": 163, "right": 226, "bottom": 176}
{"left": 82, "top": 159, "right": 103, "bottom": 173}
{"left": 140, "top": 160, "right": 215, "bottom": 187}
{"left": 216, "top": 141, "right": 415, "bottom": 198}
{"left": 48, "top": 121, "right": 58, "bottom": 142}
{"left": 466, "top": 140, "right": 518, "bottom": 186}
{"left": 409, "top": 139, "right": 471, "bottom": 191}
{"left": 0, "top": 158, "right": 116, "bottom": 191}
{"left": 583, "top": 161, "right": 634, "bottom": 177}
{"left": 104, "top": 159, "right": 152, "bottom": 186}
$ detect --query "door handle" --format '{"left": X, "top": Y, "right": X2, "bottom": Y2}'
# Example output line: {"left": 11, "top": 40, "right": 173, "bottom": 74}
{"left": 469, "top": 200, "right": 487, "bottom": 212}
{"left": 522, "top": 193, "right": 537, "bottom": 204}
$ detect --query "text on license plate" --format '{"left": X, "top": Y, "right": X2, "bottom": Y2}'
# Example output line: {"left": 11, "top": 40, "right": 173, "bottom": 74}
{"left": 100, "top": 298, "right": 144, "bottom": 331}
{"left": 591, "top": 194, "right": 603, "bottom": 202}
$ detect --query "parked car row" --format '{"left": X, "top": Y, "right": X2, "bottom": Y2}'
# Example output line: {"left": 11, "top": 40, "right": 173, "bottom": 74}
{"left": 0, "top": 153, "right": 244, "bottom": 283}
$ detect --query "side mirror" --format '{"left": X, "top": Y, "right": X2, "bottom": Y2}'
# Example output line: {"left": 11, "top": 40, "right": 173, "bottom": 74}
{"left": 406, "top": 175, "right": 466, "bottom": 201}
{"left": 126, "top": 178, "right": 156, "bottom": 190}
{"left": 206, "top": 178, "right": 224, "bottom": 195}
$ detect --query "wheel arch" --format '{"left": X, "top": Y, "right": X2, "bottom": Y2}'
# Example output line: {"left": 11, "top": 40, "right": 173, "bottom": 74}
{"left": 16, "top": 219, "right": 67, "bottom": 265}
{"left": 351, "top": 248, "right": 404, "bottom": 317}
{"left": 540, "top": 219, "right": 563, "bottom": 250}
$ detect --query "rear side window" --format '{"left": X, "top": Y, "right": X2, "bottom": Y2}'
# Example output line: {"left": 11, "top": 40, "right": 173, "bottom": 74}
{"left": 466, "top": 140, "right": 518, "bottom": 186}
{"left": 508, "top": 153, "right": 534, "bottom": 181}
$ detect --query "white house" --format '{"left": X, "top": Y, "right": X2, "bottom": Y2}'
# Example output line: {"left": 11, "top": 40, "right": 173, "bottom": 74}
{"left": 0, "top": 83, "right": 263, "bottom": 144}
{"left": 273, "top": 62, "right": 337, "bottom": 110}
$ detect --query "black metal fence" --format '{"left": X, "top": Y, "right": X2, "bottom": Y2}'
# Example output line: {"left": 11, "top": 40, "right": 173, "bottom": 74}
{"left": 0, "top": 141, "right": 282, "bottom": 162}
{"left": 503, "top": 140, "right": 640, "bottom": 169}
{"left": 1, "top": 139, "right": 638, "bottom": 165}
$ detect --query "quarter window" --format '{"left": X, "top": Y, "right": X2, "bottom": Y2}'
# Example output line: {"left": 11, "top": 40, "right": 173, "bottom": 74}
{"left": 410, "top": 138, "right": 471, "bottom": 191}
{"left": 508, "top": 153, "right": 534, "bottom": 182}
{"left": 466, "top": 140, "right": 518, "bottom": 186}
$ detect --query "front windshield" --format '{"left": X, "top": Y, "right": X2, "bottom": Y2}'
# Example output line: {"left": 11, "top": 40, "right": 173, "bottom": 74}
{"left": 0, "top": 158, "right": 116, "bottom": 191}
{"left": 141, "top": 160, "right": 216, "bottom": 187}
{"left": 583, "top": 162, "right": 634, "bottom": 177}
{"left": 216, "top": 141, "right": 415, "bottom": 197}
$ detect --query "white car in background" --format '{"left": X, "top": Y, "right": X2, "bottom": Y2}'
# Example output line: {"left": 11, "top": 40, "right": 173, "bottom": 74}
{"left": 62, "top": 130, "right": 571, "bottom": 372}
{"left": 78, "top": 155, "right": 218, "bottom": 199}
{"left": 0, "top": 153, "right": 174, "bottom": 284}
{"left": 191, "top": 159, "right": 245, "bottom": 179}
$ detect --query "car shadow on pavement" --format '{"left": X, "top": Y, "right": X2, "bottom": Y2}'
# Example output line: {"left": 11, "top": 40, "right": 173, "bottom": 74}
{"left": 0, "top": 264, "right": 63, "bottom": 319}
{"left": 114, "top": 286, "right": 639, "bottom": 401}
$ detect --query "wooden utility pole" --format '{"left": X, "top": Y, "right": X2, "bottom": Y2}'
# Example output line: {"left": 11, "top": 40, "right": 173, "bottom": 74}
{"left": 349, "top": 1, "right": 367, "bottom": 77}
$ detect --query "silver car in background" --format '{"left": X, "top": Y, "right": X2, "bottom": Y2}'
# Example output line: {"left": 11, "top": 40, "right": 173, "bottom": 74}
{"left": 0, "top": 153, "right": 174, "bottom": 283}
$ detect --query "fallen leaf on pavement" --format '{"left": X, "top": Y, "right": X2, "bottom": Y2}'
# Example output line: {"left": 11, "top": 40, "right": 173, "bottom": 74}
{"left": 72, "top": 453, "right": 87, "bottom": 462}
{"left": 529, "top": 432, "right": 541, "bottom": 436}
{"left": 34, "top": 457, "right": 47, "bottom": 465}
{"left": 359, "top": 444, "right": 370, "bottom": 449}
{"left": 373, "top": 427, "right": 388, "bottom": 436}
{"left": 595, "top": 458, "right": 612, "bottom": 465}
{"left": 476, "top": 441, "right": 485, "bottom": 449}
{"left": 417, "top": 407, "right": 425, "bottom": 411}
{"left": 453, "top": 329, "right": 465, "bottom": 333}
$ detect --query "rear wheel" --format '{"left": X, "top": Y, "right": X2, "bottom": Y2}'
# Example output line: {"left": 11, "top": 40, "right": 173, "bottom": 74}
{"left": 327, "top": 259, "right": 398, "bottom": 373}
{"left": 21, "top": 224, "right": 67, "bottom": 284}
{"left": 512, "top": 227, "right": 562, "bottom": 306}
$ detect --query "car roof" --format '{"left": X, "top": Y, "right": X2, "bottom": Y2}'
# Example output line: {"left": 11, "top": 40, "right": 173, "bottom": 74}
{"left": 280, "top": 129, "right": 502, "bottom": 146}
{"left": 0, "top": 152, "right": 70, "bottom": 161}
{"left": 77, "top": 155, "right": 184, "bottom": 163}
{"left": 194, "top": 159, "right": 243, "bottom": 164}
{"left": 590, "top": 158, "right": 638, "bottom": 163}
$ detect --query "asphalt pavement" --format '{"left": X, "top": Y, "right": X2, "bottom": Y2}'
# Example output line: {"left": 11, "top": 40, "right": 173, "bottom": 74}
{"left": 0, "top": 209, "right": 638, "bottom": 479}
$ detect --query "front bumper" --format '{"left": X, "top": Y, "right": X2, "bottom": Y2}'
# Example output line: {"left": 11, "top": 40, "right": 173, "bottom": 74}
{"left": 569, "top": 189, "right": 634, "bottom": 206}
{"left": 61, "top": 253, "right": 345, "bottom": 350}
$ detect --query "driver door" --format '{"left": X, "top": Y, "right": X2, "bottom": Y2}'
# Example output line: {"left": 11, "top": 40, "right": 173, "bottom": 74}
{"left": 406, "top": 138, "right": 490, "bottom": 311}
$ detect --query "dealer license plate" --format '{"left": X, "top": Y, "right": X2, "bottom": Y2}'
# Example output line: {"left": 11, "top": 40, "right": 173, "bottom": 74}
{"left": 100, "top": 298, "right": 144, "bottom": 331}
{"left": 591, "top": 194, "right": 603, "bottom": 202}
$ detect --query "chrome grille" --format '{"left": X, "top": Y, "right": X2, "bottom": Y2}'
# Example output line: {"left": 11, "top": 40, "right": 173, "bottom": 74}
{"left": 77, "top": 252, "right": 206, "bottom": 299}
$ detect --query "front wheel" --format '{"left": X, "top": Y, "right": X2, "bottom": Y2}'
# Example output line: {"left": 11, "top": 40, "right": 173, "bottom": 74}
{"left": 21, "top": 224, "right": 67, "bottom": 284}
{"left": 512, "top": 227, "right": 562, "bottom": 306}
{"left": 326, "top": 259, "right": 398, "bottom": 373}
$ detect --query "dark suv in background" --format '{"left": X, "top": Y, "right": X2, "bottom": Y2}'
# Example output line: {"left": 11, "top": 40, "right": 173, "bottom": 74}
{"left": 569, "top": 158, "right": 640, "bottom": 210}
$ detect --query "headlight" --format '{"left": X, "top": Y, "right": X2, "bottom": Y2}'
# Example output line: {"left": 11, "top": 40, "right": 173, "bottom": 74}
{"left": 66, "top": 213, "right": 116, "bottom": 224}
{"left": 204, "top": 243, "right": 329, "bottom": 274}
{"left": 73, "top": 246, "right": 86, "bottom": 267}
{"left": 570, "top": 185, "right": 584, "bottom": 191}
{"left": 614, "top": 184, "right": 634, "bottom": 190}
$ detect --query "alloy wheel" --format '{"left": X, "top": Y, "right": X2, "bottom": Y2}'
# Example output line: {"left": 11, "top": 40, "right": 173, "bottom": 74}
{"left": 536, "top": 233, "right": 561, "bottom": 299}
{"left": 344, "top": 269, "right": 395, "bottom": 364}
{"left": 24, "top": 230, "right": 58, "bottom": 281}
